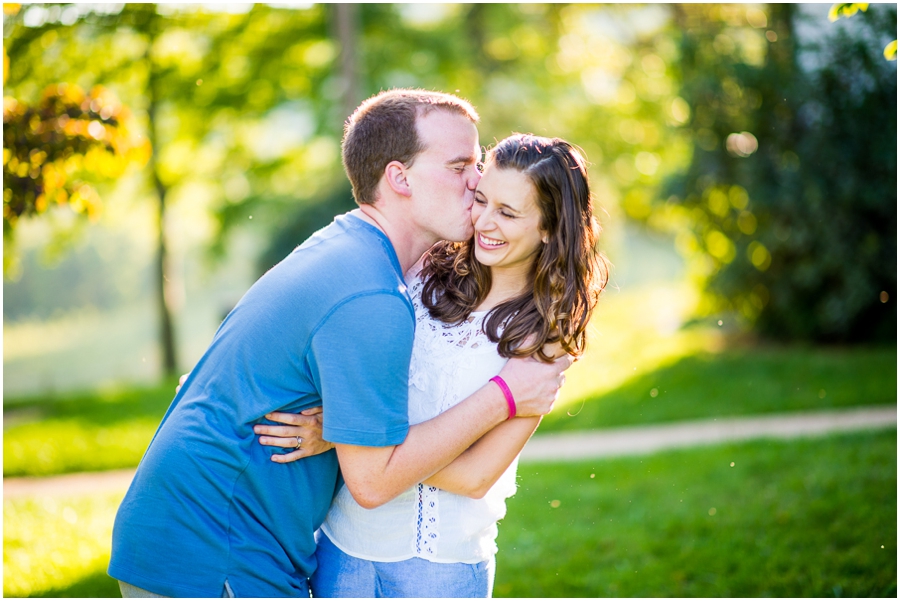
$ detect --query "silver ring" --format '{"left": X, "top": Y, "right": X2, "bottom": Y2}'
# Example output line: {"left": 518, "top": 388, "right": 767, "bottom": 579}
{"left": 294, "top": 436, "right": 302, "bottom": 449}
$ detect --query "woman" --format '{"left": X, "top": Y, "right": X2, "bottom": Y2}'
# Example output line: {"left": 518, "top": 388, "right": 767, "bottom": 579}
{"left": 259, "top": 134, "right": 608, "bottom": 597}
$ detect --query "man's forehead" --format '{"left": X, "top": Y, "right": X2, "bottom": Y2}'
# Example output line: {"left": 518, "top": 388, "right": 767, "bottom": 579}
{"left": 417, "top": 110, "right": 478, "bottom": 145}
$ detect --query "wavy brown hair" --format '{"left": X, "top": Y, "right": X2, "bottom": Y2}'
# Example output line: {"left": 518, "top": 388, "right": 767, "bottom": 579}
{"left": 420, "top": 134, "right": 609, "bottom": 362}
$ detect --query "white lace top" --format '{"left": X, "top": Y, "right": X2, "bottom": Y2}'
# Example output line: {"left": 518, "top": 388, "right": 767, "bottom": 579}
{"left": 319, "top": 273, "right": 519, "bottom": 564}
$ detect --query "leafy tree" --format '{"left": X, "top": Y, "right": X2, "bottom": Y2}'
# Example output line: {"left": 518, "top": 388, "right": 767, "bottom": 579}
{"left": 829, "top": 3, "right": 897, "bottom": 59}
{"left": 3, "top": 4, "right": 344, "bottom": 374}
{"left": 260, "top": 4, "right": 690, "bottom": 278}
{"left": 17, "top": 2, "right": 889, "bottom": 387}
{"left": 646, "top": 4, "right": 896, "bottom": 342}
{"left": 3, "top": 82, "right": 149, "bottom": 274}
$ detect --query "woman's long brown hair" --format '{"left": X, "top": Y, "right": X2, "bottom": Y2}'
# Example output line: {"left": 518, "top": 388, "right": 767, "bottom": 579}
{"left": 420, "top": 134, "right": 609, "bottom": 362}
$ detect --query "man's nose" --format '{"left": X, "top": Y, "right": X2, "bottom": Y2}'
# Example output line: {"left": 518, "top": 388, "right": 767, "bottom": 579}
{"left": 467, "top": 168, "right": 482, "bottom": 189}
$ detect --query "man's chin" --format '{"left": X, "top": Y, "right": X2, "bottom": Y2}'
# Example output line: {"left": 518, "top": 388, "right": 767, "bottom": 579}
{"left": 446, "top": 226, "right": 474, "bottom": 244}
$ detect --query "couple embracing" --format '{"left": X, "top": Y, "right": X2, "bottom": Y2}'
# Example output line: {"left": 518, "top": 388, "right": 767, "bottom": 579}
{"left": 109, "top": 89, "right": 609, "bottom": 598}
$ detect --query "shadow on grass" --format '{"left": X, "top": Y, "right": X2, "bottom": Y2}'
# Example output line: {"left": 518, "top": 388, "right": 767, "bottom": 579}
{"left": 543, "top": 343, "right": 897, "bottom": 433}
{"left": 26, "top": 570, "right": 120, "bottom": 598}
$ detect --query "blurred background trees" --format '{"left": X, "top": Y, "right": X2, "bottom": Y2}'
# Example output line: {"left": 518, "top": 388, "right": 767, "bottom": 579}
{"left": 643, "top": 3, "right": 897, "bottom": 342}
{"left": 3, "top": 3, "right": 896, "bottom": 387}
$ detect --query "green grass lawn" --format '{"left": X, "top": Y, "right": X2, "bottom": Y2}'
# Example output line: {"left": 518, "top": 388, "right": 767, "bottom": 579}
{"left": 4, "top": 429, "right": 894, "bottom": 598}
{"left": 3, "top": 493, "right": 124, "bottom": 598}
{"left": 542, "top": 344, "right": 897, "bottom": 433}
{"left": 495, "top": 428, "right": 897, "bottom": 597}
{"left": 4, "top": 344, "right": 895, "bottom": 478}
{"left": 4, "top": 379, "right": 178, "bottom": 477}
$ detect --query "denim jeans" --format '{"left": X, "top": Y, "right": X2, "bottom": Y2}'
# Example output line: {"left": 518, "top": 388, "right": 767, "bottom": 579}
{"left": 310, "top": 531, "right": 495, "bottom": 598}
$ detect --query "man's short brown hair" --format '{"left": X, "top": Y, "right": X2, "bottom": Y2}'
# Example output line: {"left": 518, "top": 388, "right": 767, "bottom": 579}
{"left": 341, "top": 89, "right": 479, "bottom": 206}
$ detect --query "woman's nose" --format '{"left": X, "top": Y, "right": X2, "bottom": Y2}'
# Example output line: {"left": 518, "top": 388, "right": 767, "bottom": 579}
{"left": 474, "top": 207, "right": 492, "bottom": 230}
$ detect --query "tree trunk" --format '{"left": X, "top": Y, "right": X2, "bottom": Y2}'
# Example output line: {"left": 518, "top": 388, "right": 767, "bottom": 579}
{"left": 331, "top": 3, "right": 362, "bottom": 122}
{"left": 144, "top": 7, "right": 178, "bottom": 377}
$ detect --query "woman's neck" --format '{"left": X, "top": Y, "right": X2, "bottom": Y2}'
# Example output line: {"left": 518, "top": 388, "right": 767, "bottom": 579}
{"left": 476, "top": 266, "right": 531, "bottom": 311}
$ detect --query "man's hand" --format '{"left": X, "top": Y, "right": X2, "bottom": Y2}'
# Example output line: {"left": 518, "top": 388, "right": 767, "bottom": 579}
{"left": 496, "top": 352, "right": 573, "bottom": 418}
{"left": 254, "top": 407, "right": 335, "bottom": 463}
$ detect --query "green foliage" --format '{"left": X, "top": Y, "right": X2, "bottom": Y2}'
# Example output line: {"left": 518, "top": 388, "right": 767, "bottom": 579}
{"left": 497, "top": 429, "right": 897, "bottom": 597}
{"left": 2, "top": 83, "right": 148, "bottom": 274}
{"left": 256, "top": 3, "right": 696, "bottom": 272}
{"left": 3, "top": 379, "right": 177, "bottom": 477}
{"left": 829, "top": 2, "right": 897, "bottom": 61}
{"left": 5, "top": 3, "right": 897, "bottom": 354}
{"left": 646, "top": 4, "right": 897, "bottom": 342}
{"left": 829, "top": 3, "right": 869, "bottom": 22}
{"left": 3, "top": 4, "right": 689, "bottom": 269}
{"left": 543, "top": 344, "right": 898, "bottom": 432}
{"left": 256, "top": 183, "right": 355, "bottom": 274}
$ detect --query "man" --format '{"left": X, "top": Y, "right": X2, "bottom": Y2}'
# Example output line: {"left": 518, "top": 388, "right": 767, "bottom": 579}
{"left": 109, "top": 89, "right": 571, "bottom": 597}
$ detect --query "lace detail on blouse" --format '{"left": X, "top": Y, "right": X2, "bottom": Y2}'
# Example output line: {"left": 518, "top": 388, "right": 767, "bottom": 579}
{"left": 414, "top": 483, "right": 440, "bottom": 558}
{"left": 407, "top": 277, "right": 496, "bottom": 423}
{"left": 319, "top": 272, "right": 517, "bottom": 564}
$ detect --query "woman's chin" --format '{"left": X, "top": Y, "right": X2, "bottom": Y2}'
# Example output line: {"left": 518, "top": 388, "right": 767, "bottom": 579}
{"left": 473, "top": 248, "right": 491, "bottom": 265}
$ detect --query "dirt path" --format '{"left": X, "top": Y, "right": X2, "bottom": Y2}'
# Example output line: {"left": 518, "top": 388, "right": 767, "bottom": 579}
{"left": 521, "top": 404, "right": 896, "bottom": 462}
{"left": 4, "top": 405, "right": 895, "bottom": 499}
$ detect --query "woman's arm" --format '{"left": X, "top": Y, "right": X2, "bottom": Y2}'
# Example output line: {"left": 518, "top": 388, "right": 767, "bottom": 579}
{"left": 422, "top": 415, "right": 540, "bottom": 499}
{"left": 258, "top": 412, "right": 541, "bottom": 497}
{"left": 257, "top": 343, "right": 565, "bottom": 496}
{"left": 253, "top": 407, "right": 335, "bottom": 460}
{"left": 425, "top": 342, "right": 565, "bottom": 498}
{"left": 178, "top": 372, "right": 335, "bottom": 461}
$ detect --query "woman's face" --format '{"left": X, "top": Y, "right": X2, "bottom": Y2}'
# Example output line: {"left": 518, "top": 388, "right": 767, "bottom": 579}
{"left": 471, "top": 165, "right": 546, "bottom": 275}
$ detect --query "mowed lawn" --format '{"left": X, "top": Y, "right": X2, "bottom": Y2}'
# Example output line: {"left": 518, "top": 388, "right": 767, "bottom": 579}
{"left": 542, "top": 344, "right": 897, "bottom": 432}
{"left": 3, "top": 336, "right": 896, "bottom": 596}
{"left": 4, "top": 429, "right": 895, "bottom": 597}
{"left": 4, "top": 344, "right": 896, "bottom": 477}
{"left": 495, "top": 428, "right": 897, "bottom": 598}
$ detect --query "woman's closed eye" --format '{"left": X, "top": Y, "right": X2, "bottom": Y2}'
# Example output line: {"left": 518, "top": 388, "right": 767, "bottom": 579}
{"left": 474, "top": 197, "right": 516, "bottom": 219}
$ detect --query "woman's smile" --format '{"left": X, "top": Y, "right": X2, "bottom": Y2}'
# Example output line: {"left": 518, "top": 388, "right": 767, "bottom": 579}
{"left": 477, "top": 233, "right": 507, "bottom": 249}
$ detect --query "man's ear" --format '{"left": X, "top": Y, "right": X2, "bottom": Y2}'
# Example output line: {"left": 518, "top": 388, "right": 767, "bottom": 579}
{"left": 384, "top": 161, "right": 412, "bottom": 197}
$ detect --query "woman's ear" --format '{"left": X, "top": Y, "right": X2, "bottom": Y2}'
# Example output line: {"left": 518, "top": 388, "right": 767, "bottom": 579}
{"left": 384, "top": 161, "right": 412, "bottom": 197}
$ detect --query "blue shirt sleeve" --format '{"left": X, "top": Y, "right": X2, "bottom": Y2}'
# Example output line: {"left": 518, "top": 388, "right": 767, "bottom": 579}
{"left": 308, "top": 291, "right": 414, "bottom": 447}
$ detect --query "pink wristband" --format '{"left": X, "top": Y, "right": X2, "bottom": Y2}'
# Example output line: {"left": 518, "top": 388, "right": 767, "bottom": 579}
{"left": 490, "top": 376, "right": 516, "bottom": 420}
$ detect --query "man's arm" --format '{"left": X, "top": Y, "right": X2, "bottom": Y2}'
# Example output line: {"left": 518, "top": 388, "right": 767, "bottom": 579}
{"left": 334, "top": 353, "right": 570, "bottom": 509}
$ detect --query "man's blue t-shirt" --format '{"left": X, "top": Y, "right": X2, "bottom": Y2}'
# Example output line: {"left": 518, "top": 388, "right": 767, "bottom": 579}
{"left": 108, "top": 213, "right": 415, "bottom": 597}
